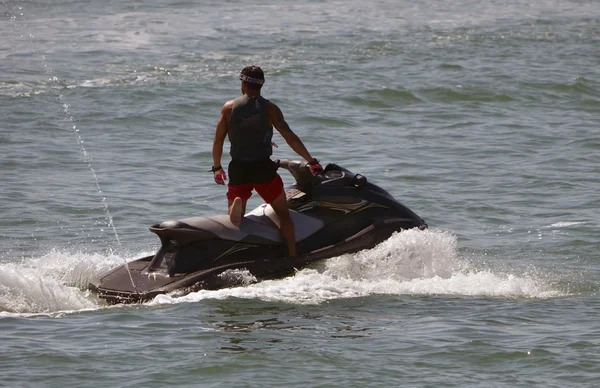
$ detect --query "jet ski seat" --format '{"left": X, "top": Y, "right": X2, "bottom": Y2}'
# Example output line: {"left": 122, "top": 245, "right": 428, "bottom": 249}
{"left": 157, "top": 205, "right": 323, "bottom": 245}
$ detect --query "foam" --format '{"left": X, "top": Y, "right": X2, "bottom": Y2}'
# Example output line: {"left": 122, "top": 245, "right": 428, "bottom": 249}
{"left": 0, "top": 229, "right": 567, "bottom": 314}
{"left": 546, "top": 221, "right": 585, "bottom": 228}
{"left": 149, "top": 229, "right": 563, "bottom": 306}
{"left": 0, "top": 249, "right": 133, "bottom": 315}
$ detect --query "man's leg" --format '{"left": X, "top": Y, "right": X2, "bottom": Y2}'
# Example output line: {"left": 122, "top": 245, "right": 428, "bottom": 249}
{"left": 269, "top": 191, "right": 296, "bottom": 257}
{"left": 255, "top": 172, "right": 295, "bottom": 257}
{"left": 227, "top": 184, "right": 252, "bottom": 227}
{"left": 228, "top": 197, "right": 243, "bottom": 227}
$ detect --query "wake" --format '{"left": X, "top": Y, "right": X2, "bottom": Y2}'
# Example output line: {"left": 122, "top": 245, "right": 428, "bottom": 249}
{"left": 0, "top": 229, "right": 566, "bottom": 315}
{"left": 151, "top": 229, "right": 563, "bottom": 306}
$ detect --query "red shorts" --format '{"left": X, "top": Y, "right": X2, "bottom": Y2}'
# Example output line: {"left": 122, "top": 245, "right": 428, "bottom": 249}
{"left": 227, "top": 174, "right": 284, "bottom": 204}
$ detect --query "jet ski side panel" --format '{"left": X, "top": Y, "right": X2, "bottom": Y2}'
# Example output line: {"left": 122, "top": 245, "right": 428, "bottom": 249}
{"left": 90, "top": 259, "right": 256, "bottom": 304}
{"left": 90, "top": 215, "right": 411, "bottom": 304}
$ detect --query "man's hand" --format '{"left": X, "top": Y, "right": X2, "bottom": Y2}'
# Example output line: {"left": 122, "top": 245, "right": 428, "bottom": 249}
{"left": 212, "top": 166, "right": 227, "bottom": 185}
{"left": 308, "top": 159, "right": 323, "bottom": 176}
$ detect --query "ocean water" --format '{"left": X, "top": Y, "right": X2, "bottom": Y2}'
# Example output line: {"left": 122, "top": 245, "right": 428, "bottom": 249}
{"left": 1, "top": 0, "right": 599, "bottom": 386}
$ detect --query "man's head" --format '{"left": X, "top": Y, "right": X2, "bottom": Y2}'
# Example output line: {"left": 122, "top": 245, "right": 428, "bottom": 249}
{"left": 240, "top": 65, "right": 264, "bottom": 94}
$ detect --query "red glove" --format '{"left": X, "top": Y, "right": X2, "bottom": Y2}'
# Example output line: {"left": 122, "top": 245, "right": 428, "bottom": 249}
{"left": 212, "top": 166, "right": 227, "bottom": 185}
{"left": 308, "top": 159, "right": 323, "bottom": 176}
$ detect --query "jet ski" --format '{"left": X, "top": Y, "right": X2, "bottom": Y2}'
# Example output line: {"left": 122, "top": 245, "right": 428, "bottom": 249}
{"left": 89, "top": 160, "right": 427, "bottom": 304}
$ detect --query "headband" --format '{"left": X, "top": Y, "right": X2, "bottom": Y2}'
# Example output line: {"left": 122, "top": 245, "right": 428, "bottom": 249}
{"left": 239, "top": 73, "right": 265, "bottom": 85}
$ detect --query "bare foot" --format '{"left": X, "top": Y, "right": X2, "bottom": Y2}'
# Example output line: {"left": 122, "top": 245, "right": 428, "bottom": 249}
{"left": 229, "top": 197, "right": 243, "bottom": 227}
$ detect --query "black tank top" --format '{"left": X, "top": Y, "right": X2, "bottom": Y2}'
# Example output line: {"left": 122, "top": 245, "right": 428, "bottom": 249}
{"left": 227, "top": 95, "right": 273, "bottom": 161}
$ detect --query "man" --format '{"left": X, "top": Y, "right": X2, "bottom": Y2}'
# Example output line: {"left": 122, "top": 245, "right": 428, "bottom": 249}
{"left": 211, "top": 65, "right": 322, "bottom": 257}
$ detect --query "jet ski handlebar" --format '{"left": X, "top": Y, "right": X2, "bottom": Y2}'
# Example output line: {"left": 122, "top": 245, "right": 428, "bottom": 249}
{"left": 276, "top": 159, "right": 317, "bottom": 186}
{"left": 276, "top": 159, "right": 305, "bottom": 171}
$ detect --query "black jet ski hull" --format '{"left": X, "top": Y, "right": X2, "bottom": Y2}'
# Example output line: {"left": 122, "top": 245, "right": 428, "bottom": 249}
{"left": 90, "top": 221, "right": 419, "bottom": 304}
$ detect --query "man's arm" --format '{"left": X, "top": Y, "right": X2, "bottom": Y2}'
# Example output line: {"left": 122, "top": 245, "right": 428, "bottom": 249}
{"left": 212, "top": 101, "right": 233, "bottom": 169}
{"left": 267, "top": 102, "right": 316, "bottom": 163}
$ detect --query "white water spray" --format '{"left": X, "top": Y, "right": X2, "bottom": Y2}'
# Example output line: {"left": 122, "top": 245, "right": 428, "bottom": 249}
{"left": 0, "top": 249, "right": 129, "bottom": 315}
{"left": 150, "top": 229, "right": 565, "bottom": 306}
{"left": 59, "top": 98, "right": 121, "bottom": 245}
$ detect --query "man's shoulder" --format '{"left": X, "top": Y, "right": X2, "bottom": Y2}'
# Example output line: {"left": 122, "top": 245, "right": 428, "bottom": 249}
{"left": 222, "top": 99, "right": 235, "bottom": 112}
{"left": 264, "top": 97, "right": 279, "bottom": 108}
{"left": 228, "top": 95, "right": 248, "bottom": 109}
{"left": 265, "top": 99, "right": 282, "bottom": 115}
